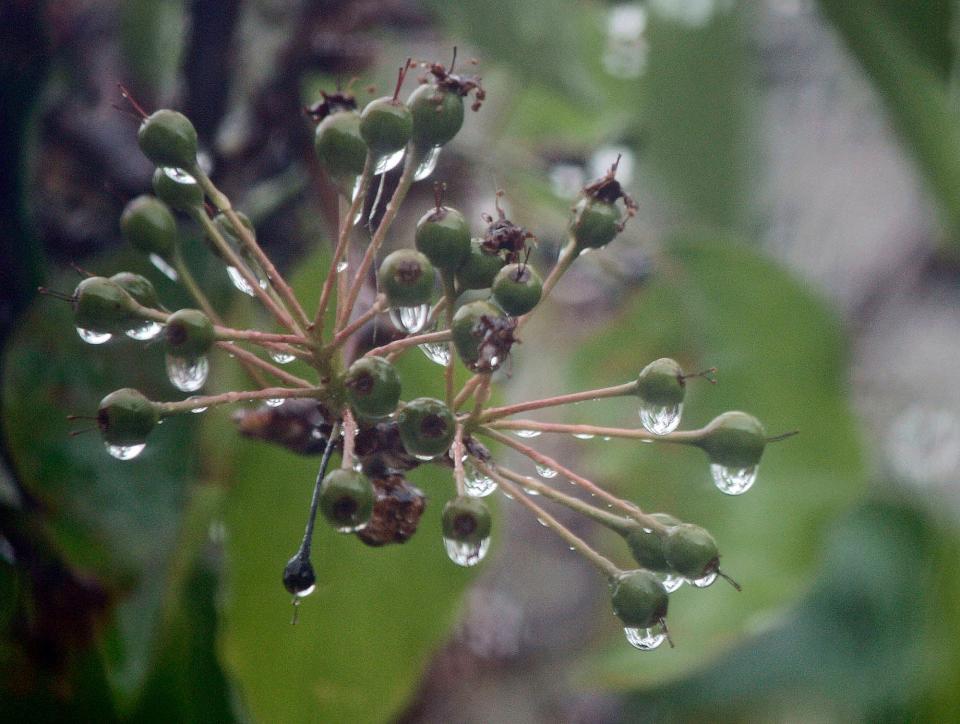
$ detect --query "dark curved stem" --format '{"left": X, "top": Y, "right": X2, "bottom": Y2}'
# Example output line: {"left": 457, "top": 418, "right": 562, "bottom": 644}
{"left": 296, "top": 421, "right": 340, "bottom": 560}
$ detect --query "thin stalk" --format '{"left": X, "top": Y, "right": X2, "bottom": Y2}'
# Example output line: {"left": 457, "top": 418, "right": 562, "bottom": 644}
{"left": 341, "top": 410, "right": 357, "bottom": 470}
{"left": 453, "top": 374, "right": 484, "bottom": 411}
{"left": 331, "top": 294, "right": 386, "bottom": 349}
{"left": 158, "top": 386, "right": 323, "bottom": 415}
{"left": 215, "top": 342, "right": 313, "bottom": 388}
{"left": 442, "top": 272, "right": 457, "bottom": 406}
{"left": 479, "top": 381, "right": 637, "bottom": 422}
{"left": 486, "top": 418, "right": 704, "bottom": 444}
{"left": 214, "top": 327, "right": 311, "bottom": 346}
{"left": 453, "top": 424, "right": 466, "bottom": 495}
{"left": 465, "top": 374, "right": 491, "bottom": 428}
{"left": 364, "top": 330, "right": 451, "bottom": 359}
{"left": 297, "top": 422, "right": 341, "bottom": 559}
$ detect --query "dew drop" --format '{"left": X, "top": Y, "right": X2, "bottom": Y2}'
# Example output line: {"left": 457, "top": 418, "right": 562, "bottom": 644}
{"left": 573, "top": 432, "right": 596, "bottom": 440}
{"left": 443, "top": 536, "right": 490, "bottom": 567}
{"left": 535, "top": 464, "right": 558, "bottom": 479}
{"left": 226, "top": 266, "right": 256, "bottom": 297}
{"left": 125, "top": 320, "right": 163, "bottom": 341}
{"left": 414, "top": 453, "right": 436, "bottom": 462}
{"left": 149, "top": 253, "right": 179, "bottom": 281}
{"left": 165, "top": 354, "right": 209, "bottom": 392}
{"left": 419, "top": 341, "right": 450, "bottom": 365}
{"left": 269, "top": 350, "right": 296, "bottom": 365}
{"left": 658, "top": 573, "right": 684, "bottom": 593}
{"left": 336, "top": 260, "right": 349, "bottom": 273}
{"left": 265, "top": 398, "right": 284, "bottom": 407}
{"left": 639, "top": 402, "right": 683, "bottom": 435}
{"left": 624, "top": 625, "right": 666, "bottom": 651}
{"left": 536, "top": 517, "right": 548, "bottom": 527}
{"left": 389, "top": 304, "right": 429, "bottom": 334}
{"left": 523, "top": 487, "right": 541, "bottom": 496}
{"left": 464, "top": 462, "right": 497, "bottom": 497}
{"left": 367, "top": 173, "right": 388, "bottom": 225}
{"left": 710, "top": 464, "right": 758, "bottom": 495}
{"left": 186, "top": 396, "right": 208, "bottom": 414}
{"left": 334, "top": 520, "right": 368, "bottom": 534}
{"left": 374, "top": 148, "right": 405, "bottom": 175}
{"left": 690, "top": 572, "right": 718, "bottom": 588}
{"left": 294, "top": 584, "right": 316, "bottom": 598}
{"left": 76, "top": 327, "right": 112, "bottom": 344}
{"left": 413, "top": 146, "right": 442, "bottom": 181}
{"left": 513, "top": 429, "right": 542, "bottom": 439}
{"left": 105, "top": 441, "right": 146, "bottom": 460}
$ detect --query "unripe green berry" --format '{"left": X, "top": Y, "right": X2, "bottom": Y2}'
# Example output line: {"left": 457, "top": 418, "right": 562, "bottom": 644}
{"left": 120, "top": 195, "right": 177, "bottom": 258}
{"left": 456, "top": 239, "right": 504, "bottom": 290}
{"left": 442, "top": 496, "right": 492, "bottom": 544}
{"left": 360, "top": 97, "right": 413, "bottom": 154}
{"left": 378, "top": 249, "right": 436, "bottom": 307}
{"left": 635, "top": 358, "right": 685, "bottom": 407}
{"left": 152, "top": 167, "right": 204, "bottom": 211}
{"left": 344, "top": 356, "right": 402, "bottom": 419}
{"left": 319, "top": 469, "right": 374, "bottom": 532}
{"left": 663, "top": 523, "right": 720, "bottom": 580}
{"left": 74, "top": 277, "right": 138, "bottom": 334}
{"left": 491, "top": 263, "right": 542, "bottom": 316}
{"left": 408, "top": 83, "right": 464, "bottom": 148}
{"left": 570, "top": 197, "right": 621, "bottom": 250}
{"left": 97, "top": 388, "right": 159, "bottom": 447}
{"left": 164, "top": 309, "right": 215, "bottom": 357}
{"left": 137, "top": 109, "right": 198, "bottom": 169}
{"left": 110, "top": 272, "right": 159, "bottom": 309}
{"left": 396, "top": 397, "right": 455, "bottom": 459}
{"left": 610, "top": 570, "right": 669, "bottom": 628}
{"left": 451, "top": 300, "right": 502, "bottom": 368}
{"left": 314, "top": 110, "right": 367, "bottom": 180}
{"left": 415, "top": 206, "right": 471, "bottom": 271}
{"left": 697, "top": 411, "right": 767, "bottom": 468}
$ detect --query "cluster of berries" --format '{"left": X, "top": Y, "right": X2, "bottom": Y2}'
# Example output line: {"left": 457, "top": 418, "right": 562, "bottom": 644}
{"left": 48, "top": 53, "right": 792, "bottom": 649}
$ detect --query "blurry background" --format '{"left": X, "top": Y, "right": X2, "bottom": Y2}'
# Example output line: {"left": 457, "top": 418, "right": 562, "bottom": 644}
{"left": 2, "top": 0, "right": 960, "bottom": 721}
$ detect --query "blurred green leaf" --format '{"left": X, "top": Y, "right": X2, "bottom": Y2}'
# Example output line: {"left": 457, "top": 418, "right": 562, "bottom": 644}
{"left": 119, "top": 0, "right": 187, "bottom": 100}
{"left": 566, "top": 233, "right": 865, "bottom": 687}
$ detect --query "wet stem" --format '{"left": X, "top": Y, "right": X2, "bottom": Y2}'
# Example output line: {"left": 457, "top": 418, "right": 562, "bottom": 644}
{"left": 158, "top": 385, "right": 324, "bottom": 415}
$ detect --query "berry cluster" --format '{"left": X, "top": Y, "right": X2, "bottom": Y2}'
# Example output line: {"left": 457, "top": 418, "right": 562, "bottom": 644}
{"left": 48, "top": 55, "right": 793, "bottom": 650}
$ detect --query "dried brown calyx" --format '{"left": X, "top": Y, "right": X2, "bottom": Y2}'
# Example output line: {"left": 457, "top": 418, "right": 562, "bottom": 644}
{"left": 356, "top": 474, "right": 427, "bottom": 547}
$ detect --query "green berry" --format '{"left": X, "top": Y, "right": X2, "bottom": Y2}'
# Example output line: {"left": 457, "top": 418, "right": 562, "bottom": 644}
{"left": 663, "top": 523, "right": 720, "bottom": 580}
{"left": 137, "top": 109, "right": 198, "bottom": 169}
{"left": 408, "top": 83, "right": 464, "bottom": 148}
{"left": 697, "top": 411, "right": 767, "bottom": 468}
{"left": 360, "top": 97, "right": 413, "bottom": 155}
{"left": 97, "top": 388, "right": 159, "bottom": 447}
{"left": 152, "top": 167, "right": 204, "bottom": 211}
{"left": 378, "top": 249, "right": 436, "bottom": 307}
{"left": 456, "top": 239, "right": 504, "bottom": 290}
{"left": 344, "top": 356, "right": 402, "bottom": 419}
{"left": 396, "top": 397, "right": 455, "bottom": 459}
{"left": 491, "top": 263, "right": 542, "bottom": 316}
{"left": 319, "top": 469, "right": 375, "bottom": 532}
{"left": 164, "top": 309, "right": 215, "bottom": 357}
{"left": 442, "top": 496, "right": 492, "bottom": 544}
{"left": 415, "top": 206, "right": 471, "bottom": 271}
{"left": 314, "top": 110, "right": 367, "bottom": 180}
{"left": 570, "top": 197, "right": 621, "bottom": 250}
{"left": 451, "top": 300, "right": 502, "bottom": 368}
{"left": 610, "top": 570, "right": 669, "bottom": 628}
{"left": 635, "top": 358, "right": 685, "bottom": 407}
{"left": 120, "top": 195, "right": 177, "bottom": 258}
{"left": 622, "top": 513, "right": 681, "bottom": 572}
{"left": 110, "top": 272, "right": 159, "bottom": 309}
{"left": 73, "top": 277, "right": 138, "bottom": 334}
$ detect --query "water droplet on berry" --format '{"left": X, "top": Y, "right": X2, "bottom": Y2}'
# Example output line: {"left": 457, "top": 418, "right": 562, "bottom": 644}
{"left": 125, "top": 320, "right": 163, "bottom": 341}
{"left": 624, "top": 625, "right": 666, "bottom": 650}
{"left": 658, "top": 572, "right": 684, "bottom": 593}
{"left": 710, "top": 464, "right": 758, "bottom": 495}
{"left": 573, "top": 433, "right": 595, "bottom": 440}
{"left": 690, "top": 572, "right": 718, "bottom": 588}
{"left": 413, "top": 146, "right": 442, "bottom": 181}
{"left": 639, "top": 401, "right": 682, "bottom": 435}
{"left": 464, "top": 462, "right": 497, "bottom": 497}
{"left": 420, "top": 341, "right": 450, "bottom": 366}
{"left": 265, "top": 398, "right": 284, "bottom": 407}
{"left": 443, "top": 536, "right": 490, "bottom": 567}
{"left": 165, "top": 354, "right": 209, "bottom": 392}
{"left": 269, "top": 350, "right": 296, "bottom": 365}
{"left": 149, "top": 253, "right": 179, "bottom": 281}
{"left": 76, "top": 327, "right": 112, "bottom": 344}
{"left": 535, "top": 464, "right": 558, "bottom": 479}
{"left": 389, "top": 304, "right": 429, "bottom": 333}
{"left": 513, "top": 429, "right": 541, "bottom": 439}
{"left": 105, "top": 441, "right": 146, "bottom": 460}
{"left": 374, "top": 148, "right": 405, "bottom": 175}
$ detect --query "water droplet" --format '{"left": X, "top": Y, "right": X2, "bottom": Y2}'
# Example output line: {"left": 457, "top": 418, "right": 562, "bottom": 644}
{"left": 265, "top": 398, "right": 284, "bottom": 407}
{"left": 186, "top": 396, "right": 208, "bottom": 414}
{"left": 336, "top": 260, "right": 349, "bottom": 273}
{"left": 624, "top": 625, "right": 666, "bottom": 651}
{"left": 536, "top": 517, "right": 548, "bottom": 527}
{"left": 514, "top": 429, "right": 541, "bottom": 439}
{"left": 690, "top": 572, "right": 717, "bottom": 588}
{"left": 413, "top": 146, "right": 442, "bottom": 181}
{"left": 573, "top": 433, "right": 595, "bottom": 440}
{"left": 149, "top": 253, "right": 178, "bottom": 281}
{"left": 76, "top": 327, "right": 112, "bottom": 344}
{"left": 350, "top": 174, "right": 364, "bottom": 202}
{"left": 710, "top": 464, "right": 758, "bottom": 495}
{"left": 535, "top": 464, "right": 558, "bottom": 479}
{"left": 294, "top": 584, "right": 316, "bottom": 598}
{"left": 602, "top": 436, "right": 612, "bottom": 441}
{"left": 414, "top": 453, "right": 436, "bottom": 462}
{"left": 374, "top": 148, "right": 406, "bottom": 175}
{"left": 389, "top": 304, "right": 429, "bottom": 334}
{"left": 464, "top": 462, "right": 497, "bottom": 497}
{"left": 105, "top": 441, "right": 146, "bottom": 460}
{"left": 602, "top": 5, "right": 648, "bottom": 79}
{"left": 658, "top": 573, "right": 684, "bottom": 593}
{"left": 125, "top": 320, "right": 163, "bottom": 341}
{"left": 420, "top": 341, "right": 450, "bottom": 365}
{"left": 443, "top": 536, "right": 490, "bottom": 567}
{"left": 639, "top": 402, "right": 683, "bottom": 435}
{"left": 523, "top": 487, "right": 541, "bottom": 496}
{"left": 227, "top": 266, "right": 256, "bottom": 297}
{"left": 165, "top": 354, "right": 209, "bottom": 392}
{"left": 269, "top": 350, "right": 296, "bottom": 365}
{"left": 366, "top": 173, "right": 388, "bottom": 225}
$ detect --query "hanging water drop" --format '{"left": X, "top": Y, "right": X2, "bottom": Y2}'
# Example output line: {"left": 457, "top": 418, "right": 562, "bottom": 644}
{"left": 265, "top": 398, "right": 284, "bottom": 407}
{"left": 443, "top": 536, "right": 490, "bottom": 567}
{"left": 125, "top": 321, "right": 163, "bottom": 341}
{"left": 624, "top": 626, "right": 666, "bottom": 651}
{"left": 269, "top": 349, "right": 296, "bottom": 365}
{"left": 186, "top": 396, "right": 208, "bottom": 414}
{"left": 389, "top": 304, "right": 429, "bottom": 334}
{"left": 658, "top": 573, "right": 684, "bottom": 593}
{"left": 105, "top": 441, "right": 146, "bottom": 461}
{"left": 414, "top": 453, "right": 436, "bottom": 462}
{"left": 149, "top": 253, "right": 179, "bottom": 281}
{"left": 226, "top": 266, "right": 256, "bottom": 297}
{"left": 76, "top": 327, "right": 112, "bottom": 344}
{"left": 710, "top": 464, "right": 758, "bottom": 495}
{"left": 535, "top": 464, "right": 558, "bottom": 479}
{"left": 690, "top": 572, "right": 718, "bottom": 588}
{"left": 463, "top": 462, "right": 497, "bottom": 497}
{"left": 523, "top": 486, "right": 541, "bottom": 496}
{"left": 420, "top": 341, "right": 450, "bottom": 366}
{"left": 336, "top": 260, "right": 349, "bottom": 273}
{"left": 573, "top": 432, "right": 596, "bottom": 440}
{"left": 374, "top": 148, "right": 405, "bottom": 175}
{"left": 413, "top": 146, "right": 442, "bottom": 181}
{"left": 639, "top": 402, "right": 683, "bottom": 435}
{"left": 165, "top": 354, "right": 209, "bottom": 392}
{"left": 513, "top": 429, "right": 541, "bottom": 439}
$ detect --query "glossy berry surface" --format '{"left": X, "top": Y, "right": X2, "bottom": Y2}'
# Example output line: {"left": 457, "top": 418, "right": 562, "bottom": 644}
{"left": 319, "top": 469, "right": 375, "bottom": 531}
{"left": 456, "top": 239, "right": 504, "bottom": 290}
{"left": 451, "top": 300, "right": 502, "bottom": 368}
{"left": 164, "top": 309, "right": 215, "bottom": 357}
{"left": 415, "top": 206, "right": 471, "bottom": 271}
{"left": 74, "top": 277, "right": 137, "bottom": 334}
{"left": 314, "top": 110, "right": 367, "bottom": 180}
{"left": 396, "top": 397, "right": 455, "bottom": 458}
{"left": 570, "top": 197, "right": 621, "bottom": 250}
{"left": 635, "top": 358, "right": 686, "bottom": 407}
{"left": 120, "top": 196, "right": 177, "bottom": 258}
{"left": 663, "top": 523, "right": 720, "bottom": 579}
{"left": 344, "top": 356, "right": 402, "bottom": 419}
{"left": 491, "top": 263, "right": 542, "bottom": 316}
{"left": 622, "top": 513, "right": 680, "bottom": 572}
{"left": 360, "top": 97, "right": 413, "bottom": 154}
{"left": 408, "top": 83, "right": 464, "bottom": 148}
{"left": 442, "top": 496, "right": 492, "bottom": 544}
{"left": 378, "top": 249, "right": 436, "bottom": 307}
{"left": 152, "top": 167, "right": 204, "bottom": 211}
{"left": 137, "top": 109, "right": 198, "bottom": 169}
{"left": 610, "top": 570, "right": 669, "bottom": 628}
{"left": 97, "top": 388, "right": 159, "bottom": 447}
{"left": 697, "top": 411, "right": 767, "bottom": 468}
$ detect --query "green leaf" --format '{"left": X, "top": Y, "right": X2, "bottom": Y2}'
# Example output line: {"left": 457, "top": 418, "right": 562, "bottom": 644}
{"left": 567, "top": 233, "right": 866, "bottom": 687}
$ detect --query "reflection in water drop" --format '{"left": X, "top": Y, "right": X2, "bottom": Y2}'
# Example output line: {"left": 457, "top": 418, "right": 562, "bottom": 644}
{"left": 186, "top": 396, "right": 208, "bottom": 414}
{"left": 514, "top": 429, "right": 542, "bottom": 439}
{"left": 535, "top": 464, "right": 558, "bottom": 479}
{"left": 269, "top": 350, "right": 296, "bottom": 365}
{"left": 265, "top": 398, "right": 284, "bottom": 407}
{"left": 374, "top": 148, "right": 406, "bottom": 175}
{"left": 336, "top": 260, "right": 349, "bottom": 273}
{"left": 658, "top": 572, "right": 684, "bottom": 593}
{"left": 573, "top": 433, "right": 596, "bottom": 440}
{"left": 443, "top": 536, "right": 491, "bottom": 567}
{"left": 413, "top": 146, "right": 442, "bottom": 181}
{"left": 624, "top": 625, "right": 666, "bottom": 650}
{"left": 149, "top": 253, "right": 179, "bottom": 281}
{"left": 165, "top": 354, "right": 209, "bottom": 392}
{"left": 125, "top": 321, "right": 163, "bottom": 341}
{"left": 464, "top": 462, "right": 497, "bottom": 497}
{"left": 710, "top": 464, "right": 757, "bottom": 495}
{"left": 389, "top": 304, "right": 429, "bottom": 334}
{"left": 76, "top": 327, "right": 112, "bottom": 344}
{"left": 690, "top": 572, "right": 718, "bottom": 588}
{"left": 639, "top": 402, "right": 683, "bottom": 435}
{"left": 420, "top": 341, "right": 450, "bottom": 366}
{"left": 105, "top": 441, "right": 146, "bottom": 460}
